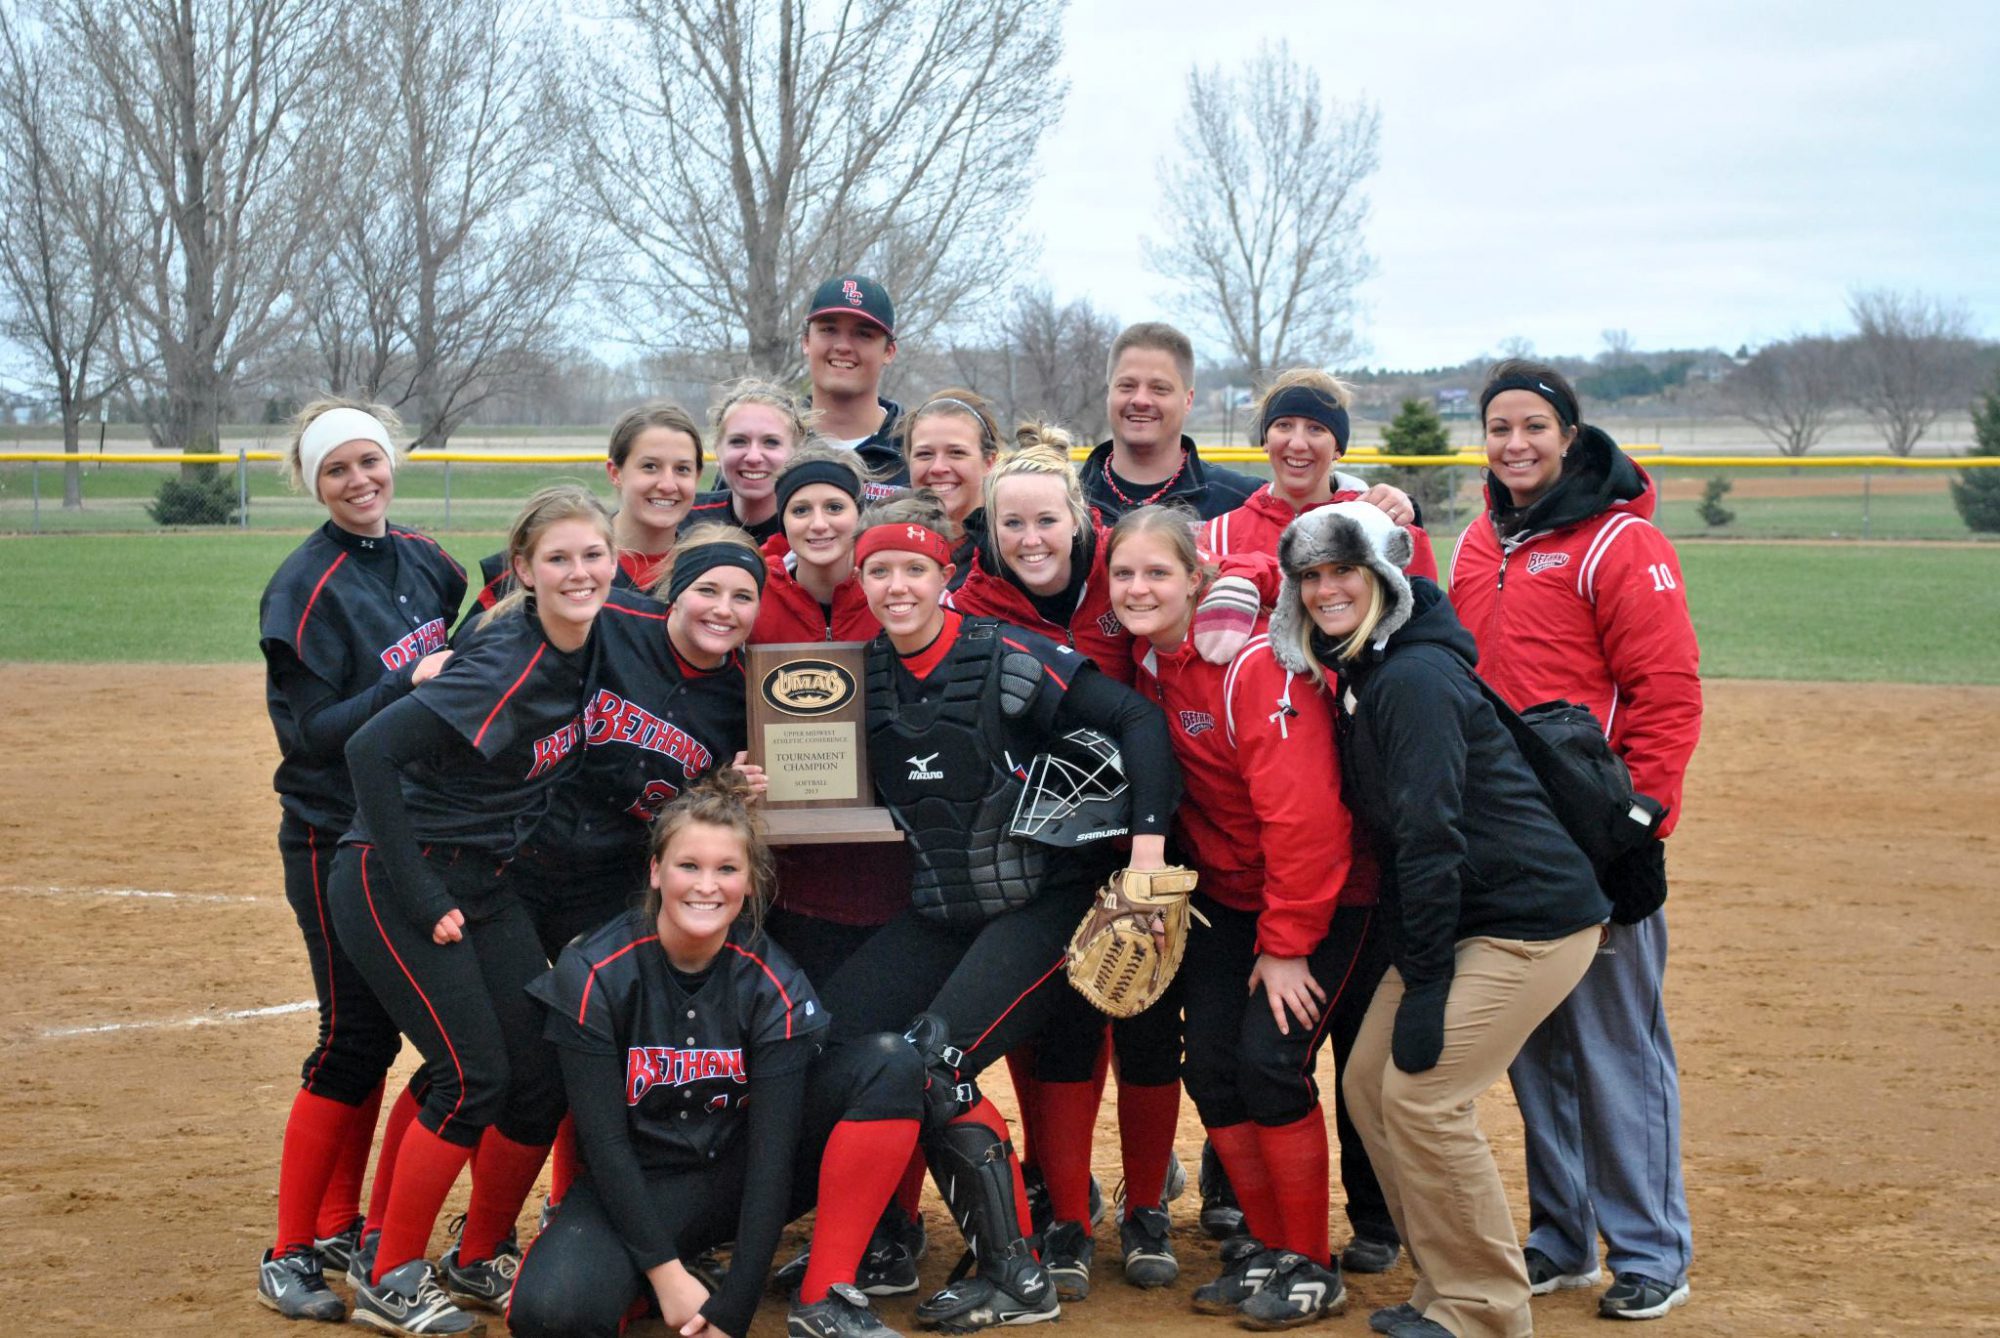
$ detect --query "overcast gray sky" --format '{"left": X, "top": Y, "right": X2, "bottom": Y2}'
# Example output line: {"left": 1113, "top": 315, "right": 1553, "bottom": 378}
{"left": 1025, "top": 0, "right": 1999, "bottom": 369}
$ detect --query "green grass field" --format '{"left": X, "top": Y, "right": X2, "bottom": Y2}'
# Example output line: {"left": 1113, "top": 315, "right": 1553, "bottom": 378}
{"left": 2, "top": 531, "right": 1994, "bottom": 683}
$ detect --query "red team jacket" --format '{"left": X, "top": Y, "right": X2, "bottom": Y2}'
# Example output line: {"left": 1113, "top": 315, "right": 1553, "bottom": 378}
{"left": 1201, "top": 483, "right": 1440, "bottom": 583}
{"left": 946, "top": 529, "right": 1138, "bottom": 685}
{"left": 749, "top": 557, "right": 881, "bottom": 645}
{"left": 1448, "top": 443, "right": 1702, "bottom": 837}
{"left": 1132, "top": 628, "right": 1373, "bottom": 960}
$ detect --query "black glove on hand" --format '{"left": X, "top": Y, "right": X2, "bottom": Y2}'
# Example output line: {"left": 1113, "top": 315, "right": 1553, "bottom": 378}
{"left": 1392, "top": 978, "right": 1451, "bottom": 1074}
{"left": 1602, "top": 837, "right": 1668, "bottom": 925}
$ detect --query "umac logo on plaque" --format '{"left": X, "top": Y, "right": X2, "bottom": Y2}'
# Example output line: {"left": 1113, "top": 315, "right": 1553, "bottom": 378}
{"left": 761, "top": 659, "right": 856, "bottom": 717}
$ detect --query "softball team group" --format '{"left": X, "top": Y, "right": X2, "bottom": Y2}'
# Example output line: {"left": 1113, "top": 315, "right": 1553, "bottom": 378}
{"left": 254, "top": 275, "right": 1703, "bottom": 1338}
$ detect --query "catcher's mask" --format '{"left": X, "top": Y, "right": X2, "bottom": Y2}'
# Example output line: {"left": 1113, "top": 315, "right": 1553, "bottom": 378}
{"left": 1008, "top": 727, "right": 1130, "bottom": 848}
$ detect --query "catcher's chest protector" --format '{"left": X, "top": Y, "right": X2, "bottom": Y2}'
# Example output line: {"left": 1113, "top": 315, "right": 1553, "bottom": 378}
{"left": 867, "top": 623, "right": 1045, "bottom": 927}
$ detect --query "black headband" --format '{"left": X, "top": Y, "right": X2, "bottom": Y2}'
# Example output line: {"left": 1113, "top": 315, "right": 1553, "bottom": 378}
{"left": 1260, "top": 384, "right": 1351, "bottom": 452}
{"left": 1480, "top": 373, "right": 1579, "bottom": 430}
{"left": 773, "top": 458, "right": 863, "bottom": 515}
{"left": 666, "top": 542, "right": 768, "bottom": 605}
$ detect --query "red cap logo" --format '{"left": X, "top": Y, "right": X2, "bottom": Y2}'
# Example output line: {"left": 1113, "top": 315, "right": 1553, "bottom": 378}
{"left": 843, "top": 279, "right": 863, "bottom": 307}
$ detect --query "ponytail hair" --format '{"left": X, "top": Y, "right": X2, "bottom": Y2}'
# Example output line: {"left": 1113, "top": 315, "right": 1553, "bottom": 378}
{"left": 478, "top": 484, "right": 615, "bottom": 631}
{"left": 643, "top": 767, "right": 775, "bottom": 940}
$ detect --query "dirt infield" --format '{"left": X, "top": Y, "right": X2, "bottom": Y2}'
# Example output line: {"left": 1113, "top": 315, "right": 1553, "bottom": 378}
{"left": 2, "top": 666, "right": 1995, "bottom": 1335}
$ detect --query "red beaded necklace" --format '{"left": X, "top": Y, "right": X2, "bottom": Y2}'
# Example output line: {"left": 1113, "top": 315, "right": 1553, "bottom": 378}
{"left": 1100, "top": 447, "right": 1190, "bottom": 509}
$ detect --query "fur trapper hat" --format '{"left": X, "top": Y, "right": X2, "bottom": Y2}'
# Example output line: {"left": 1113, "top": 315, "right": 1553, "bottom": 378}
{"left": 1269, "top": 501, "right": 1415, "bottom": 673}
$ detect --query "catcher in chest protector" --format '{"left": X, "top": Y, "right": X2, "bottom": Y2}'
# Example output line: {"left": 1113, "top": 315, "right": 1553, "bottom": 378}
{"left": 1103, "top": 504, "right": 1397, "bottom": 1330}
{"left": 807, "top": 492, "right": 1185, "bottom": 1333}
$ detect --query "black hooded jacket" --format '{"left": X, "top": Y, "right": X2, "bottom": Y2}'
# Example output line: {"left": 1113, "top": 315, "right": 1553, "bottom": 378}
{"left": 1327, "top": 578, "right": 1609, "bottom": 991}
{"left": 1485, "top": 423, "right": 1647, "bottom": 541}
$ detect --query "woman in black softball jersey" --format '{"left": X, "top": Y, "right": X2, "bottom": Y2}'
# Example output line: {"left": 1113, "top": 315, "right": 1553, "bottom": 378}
{"left": 510, "top": 771, "right": 924, "bottom": 1338}
{"left": 256, "top": 400, "right": 467, "bottom": 1323}
{"left": 325, "top": 484, "right": 614, "bottom": 1336}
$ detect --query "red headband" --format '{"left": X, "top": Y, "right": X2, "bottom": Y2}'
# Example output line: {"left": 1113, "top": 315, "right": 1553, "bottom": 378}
{"left": 855, "top": 523, "right": 953, "bottom": 568}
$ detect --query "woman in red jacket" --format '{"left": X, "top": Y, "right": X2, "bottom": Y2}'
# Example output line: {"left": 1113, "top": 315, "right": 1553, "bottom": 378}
{"left": 1200, "top": 370, "right": 1434, "bottom": 581}
{"left": 1448, "top": 359, "right": 1702, "bottom": 1322}
{"left": 749, "top": 444, "right": 881, "bottom": 645}
{"left": 1106, "top": 504, "right": 1384, "bottom": 1328}
{"left": 899, "top": 388, "right": 1004, "bottom": 588}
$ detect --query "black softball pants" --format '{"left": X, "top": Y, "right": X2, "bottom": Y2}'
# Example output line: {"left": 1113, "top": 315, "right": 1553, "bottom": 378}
{"left": 817, "top": 882, "right": 1096, "bottom": 1090}
{"left": 507, "top": 845, "right": 645, "bottom": 963}
{"left": 280, "top": 814, "right": 402, "bottom": 1104}
{"left": 327, "top": 843, "right": 565, "bottom": 1149}
{"left": 1034, "top": 968, "right": 1184, "bottom": 1086}
{"left": 508, "top": 1033, "right": 922, "bottom": 1338}
{"left": 764, "top": 908, "right": 888, "bottom": 994}
{"left": 1180, "top": 895, "right": 1394, "bottom": 1240}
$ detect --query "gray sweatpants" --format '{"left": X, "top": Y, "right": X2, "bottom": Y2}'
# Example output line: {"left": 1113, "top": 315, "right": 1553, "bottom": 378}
{"left": 1508, "top": 909, "right": 1693, "bottom": 1286}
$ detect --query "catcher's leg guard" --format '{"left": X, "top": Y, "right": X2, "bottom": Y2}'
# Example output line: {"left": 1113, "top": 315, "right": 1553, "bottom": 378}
{"left": 905, "top": 1012, "right": 977, "bottom": 1133}
{"left": 915, "top": 1115, "right": 1058, "bottom": 1332}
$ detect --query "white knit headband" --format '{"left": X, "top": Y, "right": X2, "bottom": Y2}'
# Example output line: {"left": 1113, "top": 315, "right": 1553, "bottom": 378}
{"left": 300, "top": 407, "right": 397, "bottom": 502}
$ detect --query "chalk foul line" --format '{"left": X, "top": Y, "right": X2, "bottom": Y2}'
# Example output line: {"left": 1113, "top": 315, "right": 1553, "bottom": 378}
{"left": 39, "top": 1000, "right": 316, "bottom": 1040}
{"left": 2, "top": 884, "right": 270, "bottom": 904}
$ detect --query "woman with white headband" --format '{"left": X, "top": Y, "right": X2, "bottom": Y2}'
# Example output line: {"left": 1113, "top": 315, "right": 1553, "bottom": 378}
{"left": 253, "top": 399, "right": 467, "bottom": 1323}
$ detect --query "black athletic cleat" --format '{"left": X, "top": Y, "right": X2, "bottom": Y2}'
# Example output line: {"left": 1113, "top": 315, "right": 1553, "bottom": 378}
{"left": 914, "top": 1260, "right": 1060, "bottom": 1333}
{"left": 258, "top": 1247, "right": 347, "bottom": 1322}
{"left": 1119, "top": 1205, "right": 1178, "bottom": 1288}
{"left": 349, "top": 1258, "right": 484, "bottom": 1335}
{"left": 1597, "top": 1273, "right": 1690, "bottom": 1320}
{"left": 1523, "top": 1246, "right": 1601, "bottom": 1296}
{"left": 437, "top": 1243, "right": 517, "bottom": 1314}
{"left": 1236, "top": 1252, "right": 1346, "bottom": 1329}
{"left": 345, "top": 1227, "right": 381, "bottom": 1291}
{"left": 1198, "top": 1141, "right": 1246, "bottom": 1240}
{"left": 1368, "top": 1302, "right": 1422, "bottom": 1334}
{"left": 313, "top": 1216, "right": 366, "bottom": 1274}
{"left": 1338, "top": 1236, "right": 1400, "bottom": 1275}
{"left": 1041, "top": 1219, "right": 1094, "bottom": 1301}
{"left": 790, "top": 1282, "right": 905, "bottom": 1338}
{"left": 1380, "top": 1316, "right": 1452, "bottom": 1338}
{"left": 1191, "top": 1236, "right": 1277, "bottom": 1315}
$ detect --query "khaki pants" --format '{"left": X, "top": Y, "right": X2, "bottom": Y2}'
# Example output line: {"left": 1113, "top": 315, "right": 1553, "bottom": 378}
{"left": 1343, "top": 929, "right": 1600, "bottom": 1338}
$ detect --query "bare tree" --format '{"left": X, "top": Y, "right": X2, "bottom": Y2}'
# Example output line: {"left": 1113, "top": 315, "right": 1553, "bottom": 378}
{"left": 0, "top": 11, "right": 127, "bottom": 507}
{"left": 1600, "top": 328, "right": 1635, "bottom": 364}
{"left": 1724, "top": 335, "right": 1848, "bottom": 457}
{"left": 51, "top": 0, "right": 348, "bottom": 472}
{"left": 1144, "top": 41, "right": 1379, "bottom": 382}
{"left": 296, "top": 0, "right": 590, "bottom": 448}
{"left": 1847, "top": 288, "right": 1980, "bottom": 455}
{"left": 572, "top": 0, "right": 1066, "bottom": 378}
{"left": 1003, "top": 286, "right": 1117, "bottom": 438}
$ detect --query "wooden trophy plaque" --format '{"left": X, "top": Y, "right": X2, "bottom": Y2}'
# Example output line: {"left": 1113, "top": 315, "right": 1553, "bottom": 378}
{"left": 746, "top": 642, "right": 903, "bottom": 845}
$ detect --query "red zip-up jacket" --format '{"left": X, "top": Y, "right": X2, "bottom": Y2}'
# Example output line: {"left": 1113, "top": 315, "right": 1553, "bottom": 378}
{"left": 1447, "top": 428, "right": 1702, "bottom": 837}
{"left": 947, "top": 526, "right": 1282, "bottom": 689}
{"left": 748, "top": 557, "right": 880, "bottom": 645}
{"left": 1133, "top": 629, "right": 1370, "bottom": 958}
{"left": 1201, "top": 483, "right": 1439, "bottom": 582}
{"left": 945, "top": 526, "right": 1137, "bottom": 685}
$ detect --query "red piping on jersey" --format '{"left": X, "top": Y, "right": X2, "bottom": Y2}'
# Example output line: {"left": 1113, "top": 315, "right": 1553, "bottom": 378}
{"left": 578, "top": 934, "right": 659, "bottom": 1025}
{"left": 604, "top": 599, "right": 669, "bottom": 624}
{"left": 358, "top": 847, "right": 470, "bottom": 1137}
{"left": 964, "top": 953, "right": 1068, "bottom": 1059}
{"left": 301, "top": 826, "right": 337, "bottom": 1091}
{"left": 724, "top": 942, "right": 797, "bottom": 1038}
{"left": 389, "top": 526, "right": 466, "bottom": 579}
{"left": 473, "top": 644, "right": 546, "bottom": 749}
{"left": 295, "top": 552, "right": 349, "bottom": 649}
{"left": 1295, "top": 905, "right": 1372, "bottom": 1078}
{"left": 1001, "top": 636, "right": 1066, "bottom": 691}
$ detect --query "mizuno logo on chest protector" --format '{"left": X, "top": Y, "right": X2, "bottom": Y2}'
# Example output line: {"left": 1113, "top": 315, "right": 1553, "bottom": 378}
{"left": 907, "top": 752, "right": 944, "bottom": 780}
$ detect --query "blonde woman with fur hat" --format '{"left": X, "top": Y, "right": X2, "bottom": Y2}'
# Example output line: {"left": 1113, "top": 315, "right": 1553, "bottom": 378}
{"left": 1269, "top": 501, "right": 1609, "bottom": 1338}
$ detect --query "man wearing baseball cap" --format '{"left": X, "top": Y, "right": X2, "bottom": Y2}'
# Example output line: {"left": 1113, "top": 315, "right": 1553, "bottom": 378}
{"left": 804, "top": 274, "right": 909, "bottom": 492}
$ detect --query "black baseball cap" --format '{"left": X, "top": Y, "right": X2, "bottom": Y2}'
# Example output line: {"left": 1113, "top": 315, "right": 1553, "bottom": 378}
{"left": 806, "top": 274, "right": 895, "bottom": 337}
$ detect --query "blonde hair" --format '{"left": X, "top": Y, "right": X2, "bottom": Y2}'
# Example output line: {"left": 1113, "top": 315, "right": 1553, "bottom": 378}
{"left": 478, "top": 484, "right": 615, "bottom": 630}
{"left": 711, "top": 379, "right": 812, "bottom": 452}
{"left": 1104, "top": 504, "right": 1214, "bottom": 586}
{"left": 1294, "top": 564, "right": 1388, "bottom": 686}
{"left": 1252, "top": 368, "right": 1355, "bottom": 449}
{"left": 283, "top": 397, "right": 404, "bottom": 493}
{"left": 643, "top": 768, "right": 775, "bottom": 941}
{"left": 899, "top": 388, "right": 1003, "bottom": 466}
{"left": 983, "top": 427, "right": 1091, "bottom": 536}
{"left": 650, "top": 522, "right": 764, "bottom": 601}
{"left": 610, "top": 400, "right": 704, "bottom": 471}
